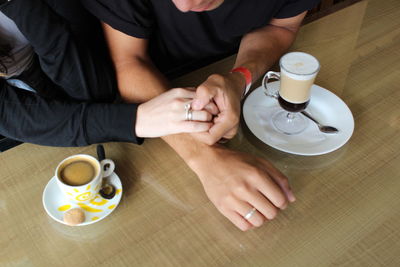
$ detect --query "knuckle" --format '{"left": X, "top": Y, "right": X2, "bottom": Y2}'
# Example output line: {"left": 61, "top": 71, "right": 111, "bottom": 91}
{"left": 234, "top": 183, "right": 250, "bottom": 196}
{"left": 197, "top": 84, "right": 211, "bottom": 94}
{"left": 172, "top": 99, "right": 183, "bottom": 109}
{"left": 215, "top": 194, "right": 233, "bottom": 209}
{"left": 209, "top": 73, "right": 224, "bottom": 82}
{"left": 247, "top": 166, "right": 262, "bottom": 180}
{"left": 174, "top": 88, "right": 185, "bottom": 96}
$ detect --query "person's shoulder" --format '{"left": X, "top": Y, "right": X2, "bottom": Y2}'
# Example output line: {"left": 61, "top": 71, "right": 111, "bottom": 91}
{"left": 82, "top": 0, "right": 155, "bottom": 38}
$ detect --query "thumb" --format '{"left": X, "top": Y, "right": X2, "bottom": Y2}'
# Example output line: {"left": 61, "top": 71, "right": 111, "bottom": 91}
{"left": 192, "top": 85, "right": 215, "bottom": 110}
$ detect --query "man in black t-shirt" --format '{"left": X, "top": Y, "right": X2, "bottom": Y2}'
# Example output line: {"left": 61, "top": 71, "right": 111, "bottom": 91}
{"left": 83, "top": 0, "right": 320, "bottom": 231}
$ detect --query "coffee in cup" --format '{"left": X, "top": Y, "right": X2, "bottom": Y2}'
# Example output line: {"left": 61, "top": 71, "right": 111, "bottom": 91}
{"left": 263, "top": 52, "right": 320, "bottom": 135}
{"left": 60, "top": 159, "right": 96, "bottom": 186}
{"left": 56, "top": 154, "right": 115, "bottom": 204}
{"left": 278, "top": 52, "right": 320, "bottom": 111}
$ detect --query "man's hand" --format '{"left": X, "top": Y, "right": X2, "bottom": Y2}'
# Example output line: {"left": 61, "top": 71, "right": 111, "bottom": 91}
{"left": 191, "top": 72, "right": 246, "bottom": 145}
{"left": 189, "top": 145, "right": 296, "bottom": 231}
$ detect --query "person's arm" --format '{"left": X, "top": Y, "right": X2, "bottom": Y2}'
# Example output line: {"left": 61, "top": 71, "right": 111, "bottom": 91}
{"left": 1, "top": 0, "right": 116, "bottom": 101}
{"left": 102, "top": 23, "right": 294, "bottom": 231}
{"left": 0, "top": 81, "right": 140, "bottom": 146}
{"left": 192, "top": 12, "right": 307, "bottom": 144}
{"left": 0, "top": 81, "right": 212, "bottom": 146}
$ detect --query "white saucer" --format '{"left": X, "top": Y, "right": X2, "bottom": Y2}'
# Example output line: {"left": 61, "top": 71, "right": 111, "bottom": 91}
{"left": 42, "top": 172, "right": 123, "bottom": 226}
{"left": 243, "top": 82, "right": 354, "bottom": 156}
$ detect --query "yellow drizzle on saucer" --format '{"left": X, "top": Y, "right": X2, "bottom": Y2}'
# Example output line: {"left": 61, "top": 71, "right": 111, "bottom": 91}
{"left": 58, "top": 204, "right": 72, "bottom": 211}
{"left": 77, "top": 203, "right": 103, "bottom": 213}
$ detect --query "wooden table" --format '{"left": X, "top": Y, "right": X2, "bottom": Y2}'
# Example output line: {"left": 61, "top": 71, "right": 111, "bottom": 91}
{"left": 1, "top": 0, "right": 399, "bottom": 266}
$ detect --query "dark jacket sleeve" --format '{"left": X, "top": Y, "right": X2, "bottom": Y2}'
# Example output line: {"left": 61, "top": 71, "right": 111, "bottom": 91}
{"left": 0, "top": 81, "right": 144, "bottom": 147}
{"left": 1, "top": 0, "right": 117, "bottom": 102}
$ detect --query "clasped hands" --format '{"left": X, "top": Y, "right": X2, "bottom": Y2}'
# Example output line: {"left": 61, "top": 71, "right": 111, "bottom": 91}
{"left": 136, "top": 72, "right": 295, "bottom": 231}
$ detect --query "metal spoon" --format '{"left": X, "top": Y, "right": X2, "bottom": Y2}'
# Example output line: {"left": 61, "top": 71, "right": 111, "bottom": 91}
{"left": 301, "top": 111, "right": 339, "bottom": 134}
{"left": 263, "top": 91, "right": 339, "bottom": 134}
{"left": 96, "top": 144, "right": 116, "bottom": 199}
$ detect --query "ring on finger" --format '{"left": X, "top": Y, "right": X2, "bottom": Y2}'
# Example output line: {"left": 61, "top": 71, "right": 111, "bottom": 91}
{"left": 188, "top": 109, "right": 193, "bottom": 121}
{"left": 184, "top": 102, "right": 192, "bottom": 121}
{"left": 244, "top": 207, "right": 257, "bottom": 220}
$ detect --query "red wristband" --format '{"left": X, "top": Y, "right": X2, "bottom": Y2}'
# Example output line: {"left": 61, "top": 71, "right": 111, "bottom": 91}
{"left": 231, "top": 67, "right": 252, "bottom": 97}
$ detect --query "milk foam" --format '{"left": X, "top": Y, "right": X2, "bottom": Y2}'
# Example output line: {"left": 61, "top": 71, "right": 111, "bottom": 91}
{"left": 280, "top": 52, "right": 320, "bottom": 81}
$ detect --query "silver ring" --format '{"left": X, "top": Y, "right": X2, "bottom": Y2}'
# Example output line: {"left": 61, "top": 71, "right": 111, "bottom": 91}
{"left": 188, "top": 110, "right": 193, "bottom": 121}
{"left": 244, "top": 208, "right": 257, "bottom": 220}
{"left": 185, "top": 103, "right": 192, "bottom": 121}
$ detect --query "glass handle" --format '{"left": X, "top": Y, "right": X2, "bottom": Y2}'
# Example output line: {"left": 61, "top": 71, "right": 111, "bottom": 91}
{"left": 262, "top": 71, "right": 280, "bottom": 99}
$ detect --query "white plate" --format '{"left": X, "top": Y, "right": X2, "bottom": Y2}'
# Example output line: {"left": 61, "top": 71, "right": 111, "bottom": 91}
{"left": 243, "top": 82, "right": 354, "bottom": 156}
{"left": 42, "top": 172, "right": 122, "bottom": 226}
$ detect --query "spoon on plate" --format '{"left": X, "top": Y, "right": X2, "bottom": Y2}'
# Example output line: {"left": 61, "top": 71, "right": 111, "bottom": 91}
{"left": 264, "top": 91, "right": 339, "bottom": 134}
{"left": 301, "top": 111, "right": 339, "bottom": 134}
{"left": 96, "top": 145, "right": 116, "bottom": 199}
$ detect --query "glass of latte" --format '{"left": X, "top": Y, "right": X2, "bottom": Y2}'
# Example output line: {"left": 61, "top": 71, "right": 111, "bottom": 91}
{"left": 263, "top": 52, "right": 320, "bottom": 135}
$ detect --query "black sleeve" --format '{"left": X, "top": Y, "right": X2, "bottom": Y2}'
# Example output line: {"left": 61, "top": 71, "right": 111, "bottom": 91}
{"left": 81, "top": 0, "right": 154, "bottom": 38}
{"left": 1, "top": 0, "right": 117, "bottom": 102}
{"left": 0, "top": 81, "right": 144, "bottom": 147}
{"left": 274, "top": 0, "right": 321, "bottom": 19}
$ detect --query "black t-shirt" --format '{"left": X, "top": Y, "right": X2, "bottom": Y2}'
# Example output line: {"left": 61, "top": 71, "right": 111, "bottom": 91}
{"left": 83, "top": 0, "right": 320, "bottom": 76}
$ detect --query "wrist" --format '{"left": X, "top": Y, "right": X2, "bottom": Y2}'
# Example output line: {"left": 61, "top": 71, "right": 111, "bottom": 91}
{"left": 185, "top": 144, "right": 225, "bottom": 181}
{"left": 162, "top": 134, "right": 216, "bottom": 176}
{"left": 227, "top": 72, "right": 247, "bottom": 98}
{"left": 230, "top": 67, "right": 252, "bottom": 97}
{"left": 135, "top": 104, "right": 145, "bottom": 138}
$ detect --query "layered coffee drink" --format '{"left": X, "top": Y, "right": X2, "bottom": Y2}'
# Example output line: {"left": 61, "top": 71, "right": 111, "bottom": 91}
{"left": 278, "top": 52, "right": 320, "bottom": 112}
{"left": 263, "top": 52, "right": 321, "bottom": 135}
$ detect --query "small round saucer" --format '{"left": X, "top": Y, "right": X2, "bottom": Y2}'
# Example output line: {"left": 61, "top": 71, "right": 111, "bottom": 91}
{"left": 42, "top": 173, "right": 122, "bottom": 226}
{"left": 243, "top": 82, "right": 354, "bottom": 156}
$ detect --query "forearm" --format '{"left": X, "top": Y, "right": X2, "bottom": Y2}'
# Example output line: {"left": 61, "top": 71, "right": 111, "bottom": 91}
{"left": 115, "top": 58, "right": 170, "bottom": 103}
{"left": 0, "top": 81, "right": 139, "bottom": 146}
{"left": 234, "top": 24, "right": 297, "bottom": 83}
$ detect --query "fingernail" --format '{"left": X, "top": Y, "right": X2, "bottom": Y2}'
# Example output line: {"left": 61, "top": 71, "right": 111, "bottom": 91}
{"left": 288, "top": 192, "right": 296, "bottom": 202}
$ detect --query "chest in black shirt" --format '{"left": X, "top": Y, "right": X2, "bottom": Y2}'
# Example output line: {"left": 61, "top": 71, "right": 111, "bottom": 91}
{"left": 83, "top": 0, "right": 320, "bottom": 76}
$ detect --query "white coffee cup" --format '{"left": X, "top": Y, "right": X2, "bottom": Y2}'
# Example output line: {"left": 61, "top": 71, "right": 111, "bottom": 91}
{"left": 55, "top": 154, "right": 115, "bottom": 204}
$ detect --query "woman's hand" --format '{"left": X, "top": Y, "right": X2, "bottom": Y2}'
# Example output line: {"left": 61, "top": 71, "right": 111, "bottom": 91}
{"left": 135, "top": 88, "right": 214, "bottom": 138}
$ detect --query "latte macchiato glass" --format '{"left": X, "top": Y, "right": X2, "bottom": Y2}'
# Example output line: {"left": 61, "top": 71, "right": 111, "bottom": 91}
{"left": 263, "top": 52, "right": 320, "bottom": 135}
{"left": 56, "top": 154, "right": 115, "bottom": 204}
